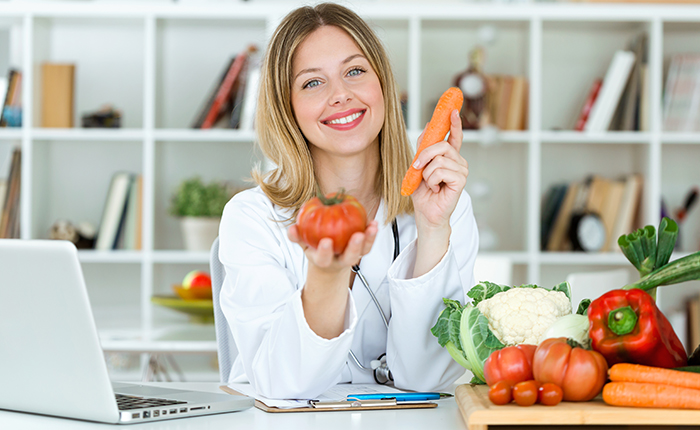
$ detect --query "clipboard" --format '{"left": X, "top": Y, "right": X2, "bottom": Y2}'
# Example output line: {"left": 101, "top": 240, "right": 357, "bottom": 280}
{"left": 219, "top": 385, "right": 438, "bottom": 413}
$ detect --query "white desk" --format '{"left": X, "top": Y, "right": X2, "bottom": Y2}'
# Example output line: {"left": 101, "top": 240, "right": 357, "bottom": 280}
{"left": 1, "top": 383, "right": 687, "bottom": 430}
{"left": 0, "top": 382, "right": 467, "bottom": 430}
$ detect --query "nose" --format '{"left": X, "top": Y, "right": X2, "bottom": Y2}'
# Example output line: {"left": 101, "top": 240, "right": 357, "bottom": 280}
{"left": 329, "top": 80, "right": 352, "bottom": 106}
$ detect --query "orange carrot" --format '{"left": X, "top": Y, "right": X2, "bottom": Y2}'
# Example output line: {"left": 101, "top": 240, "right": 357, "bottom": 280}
{"left": 400, "top": 87, "right": 463, "bottom": 196}
{"left": 609, "top": 363, "right": 700, "bottom": 391}
{"left": 603, "top": 381, "right": 700, "bottom": 410}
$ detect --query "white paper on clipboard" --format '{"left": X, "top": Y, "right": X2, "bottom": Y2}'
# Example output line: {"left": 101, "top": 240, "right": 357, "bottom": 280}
{"left": 226, "top": 383, "right": 406, "bottom": 409}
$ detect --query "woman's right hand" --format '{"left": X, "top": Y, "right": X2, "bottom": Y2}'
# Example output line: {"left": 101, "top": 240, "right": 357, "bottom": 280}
{"left": 288, "top": 220, "right": 379, "bottom": 275}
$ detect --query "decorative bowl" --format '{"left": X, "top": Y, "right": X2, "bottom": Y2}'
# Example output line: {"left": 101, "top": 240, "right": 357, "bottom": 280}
{"left": 173, "top": 284, "right": 213, "bottom": 301}
{"left": 151, "top": 295, "right": 214, "bottom": 324}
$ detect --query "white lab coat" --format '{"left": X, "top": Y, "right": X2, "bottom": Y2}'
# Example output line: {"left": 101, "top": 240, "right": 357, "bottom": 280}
{"left": 219, "top": 186, "right": 478, "bottom": 399}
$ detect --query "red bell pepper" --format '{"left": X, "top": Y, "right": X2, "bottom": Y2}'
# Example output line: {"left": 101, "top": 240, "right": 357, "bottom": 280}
{"left": 588, "top": 288, "right": 687, "bottom": 369}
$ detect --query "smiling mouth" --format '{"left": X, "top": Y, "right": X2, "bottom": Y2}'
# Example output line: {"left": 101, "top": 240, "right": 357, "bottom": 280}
{"left": 323, "top": 110, "right": 365, "bottom": 125}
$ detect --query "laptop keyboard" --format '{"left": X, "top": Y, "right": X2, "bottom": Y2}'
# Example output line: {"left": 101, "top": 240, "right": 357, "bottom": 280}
{"left": 116, "top": 393, "right": 188, "bottom": 411}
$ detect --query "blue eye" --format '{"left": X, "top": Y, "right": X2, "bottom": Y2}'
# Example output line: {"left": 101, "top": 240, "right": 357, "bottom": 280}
{"left": 347, "top": 67, "right": 365, "bottom": 77}
{"left": 303, "top": 79, "right": 321, "bottom": 89}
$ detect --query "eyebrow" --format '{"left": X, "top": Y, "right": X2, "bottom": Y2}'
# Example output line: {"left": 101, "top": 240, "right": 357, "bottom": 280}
{"left": 294, "top": 53, "right": 367, "bottom": 82}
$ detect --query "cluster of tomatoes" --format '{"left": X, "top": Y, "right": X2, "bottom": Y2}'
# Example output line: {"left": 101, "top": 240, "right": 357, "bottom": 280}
{"left": 489, "top": 380, "right": 563, "bottom": 406}
{"left": 483, "top": 338, "right": 609, "bottom": 407}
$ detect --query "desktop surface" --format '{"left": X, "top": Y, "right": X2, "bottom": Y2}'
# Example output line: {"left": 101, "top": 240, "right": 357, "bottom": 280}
{"left": 0, "top": 382, "right": 689, "bottom": 430}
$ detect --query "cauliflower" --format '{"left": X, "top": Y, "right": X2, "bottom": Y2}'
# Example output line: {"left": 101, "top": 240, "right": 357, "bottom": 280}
{"left": 476, "top": 287, "right": 571, "bottom": 345}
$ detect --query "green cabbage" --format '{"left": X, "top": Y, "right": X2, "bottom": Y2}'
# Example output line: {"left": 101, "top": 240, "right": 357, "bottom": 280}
{"left": 430, "top": 298, "right": 504, "bottom": 384}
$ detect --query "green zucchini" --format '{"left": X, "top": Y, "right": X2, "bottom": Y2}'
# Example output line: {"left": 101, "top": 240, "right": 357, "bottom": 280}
{"left": 674, "top": 366, "right": 700, "bottom": 374}
{"left": 623, "top": 251, "right": 700, "bottom": 292}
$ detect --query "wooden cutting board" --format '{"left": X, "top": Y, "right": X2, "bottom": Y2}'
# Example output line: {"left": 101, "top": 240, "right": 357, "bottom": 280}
{"left": 456, "top": 384, "right": 700, "bottom": 430}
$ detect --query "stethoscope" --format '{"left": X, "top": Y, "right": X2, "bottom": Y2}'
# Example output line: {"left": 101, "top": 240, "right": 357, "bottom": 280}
{"left": 347, "top": 218, "right": 399, "bottom": 384}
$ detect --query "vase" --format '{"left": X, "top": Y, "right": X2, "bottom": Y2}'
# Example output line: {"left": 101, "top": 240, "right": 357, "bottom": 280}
{"left": 180, "top": 217, "right": 220, "bottom": 251}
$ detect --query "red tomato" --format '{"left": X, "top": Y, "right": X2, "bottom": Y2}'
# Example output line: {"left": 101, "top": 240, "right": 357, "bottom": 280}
{"left": 483, "top": 344, "right": 537, "bottom": 386}
{"left": 487, "top": 381, "right": 513, "bottom": 405}
{"left": 512, "top": 380, "right": 538, "bottom": 406}
{"left": 296, "top": 192, "right": 367, "bottom": 255}
{"left": 538, "top": 383, "right": 563, "bottom": 406}
{"left": 533, "top": 337, "right": 608, "bottom": 402}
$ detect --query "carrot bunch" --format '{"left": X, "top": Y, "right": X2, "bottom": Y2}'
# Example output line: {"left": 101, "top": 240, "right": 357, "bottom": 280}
{"left": 400, "top": 87, "right": 463, "bottom": 196}
{"left": 603, "top": 363, "right": 700, "bottom": 410}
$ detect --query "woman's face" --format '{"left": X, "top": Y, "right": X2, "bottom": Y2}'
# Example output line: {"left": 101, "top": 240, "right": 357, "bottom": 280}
{"left": 290, "top": 25, "right": 384, "bottom": 160}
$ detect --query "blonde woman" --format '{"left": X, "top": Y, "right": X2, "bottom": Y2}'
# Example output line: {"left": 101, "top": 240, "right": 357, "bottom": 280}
{"left": 219, "top": 3, "right": 478, "bottom": 399}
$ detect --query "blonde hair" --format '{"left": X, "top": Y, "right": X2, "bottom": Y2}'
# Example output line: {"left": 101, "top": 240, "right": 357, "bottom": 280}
{"left": 251, "top": 2, "right": 413, "bottom": 224}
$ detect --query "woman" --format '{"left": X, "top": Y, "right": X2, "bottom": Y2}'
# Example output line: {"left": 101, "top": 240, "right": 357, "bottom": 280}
{"left": 219, "top": 3, "right": 478, "bottom": 399}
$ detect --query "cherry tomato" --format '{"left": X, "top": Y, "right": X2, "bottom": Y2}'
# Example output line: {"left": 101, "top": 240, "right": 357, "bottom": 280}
{"left": 533, "top": 337, "right": 608, "bottom": 402}
{"left": 487, "top": 381, "right": 513, "bottom": 405}
{"left": 512, "top": 380, "right": 538, "bottom": 406}
{"left": 483, "top": 344, "right": 537, "bottom": 386}
{"left": 296, "top": 191, "right": 367, "bottom": 254}
{"left": 538, "top": 383, "right": 563, "bottom": 406}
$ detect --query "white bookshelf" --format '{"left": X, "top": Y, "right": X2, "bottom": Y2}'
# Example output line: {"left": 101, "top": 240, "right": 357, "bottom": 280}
{"left": 2, "top": 2, "right": 700, "bottom": 376}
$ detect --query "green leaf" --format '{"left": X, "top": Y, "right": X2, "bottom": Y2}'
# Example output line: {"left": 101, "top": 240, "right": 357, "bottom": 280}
{"left": 466, "top": 281, "right": 510, "bottom": 306}
{"left": 551, "top": 281, "right": 571, "bottom": 301}
{"left": 576, "top": 299, "right": 591, "bottom": 315}
{"left": 470, "top": 375, "right": 486, "bottom": 385}
{"left": 431, "top": 298, "right": 465, "bottom": 348}
{"left": 618, "top": 234, "right": 642, "bottom": 271}
{"left": 445, "top": 341, "right": 471, "bottom": 370}
{"left": 170, "top": 176, "right": 234, "bottom": 218}
{"left": 656, "top": 217, "right": 679, "bottom": 269}
{"left": 459, "top": 305, "right": 505, "bottom": 384}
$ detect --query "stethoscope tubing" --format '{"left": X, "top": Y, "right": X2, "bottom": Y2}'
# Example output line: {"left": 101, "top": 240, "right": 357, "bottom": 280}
{"left": 347, "top": 218, "right": 399, "bottom": 375}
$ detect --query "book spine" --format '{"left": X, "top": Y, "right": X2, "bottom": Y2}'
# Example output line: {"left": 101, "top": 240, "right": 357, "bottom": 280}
{"left": 574, "top": 79, "right": 603, "bottom": 131}
{"left": 201, "top": 53, "right": 248, "bottom": 129}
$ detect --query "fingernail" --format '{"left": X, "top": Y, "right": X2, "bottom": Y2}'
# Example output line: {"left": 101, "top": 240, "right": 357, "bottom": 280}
{"left": 413, "top": 160, "right": 420, "bottom": 168}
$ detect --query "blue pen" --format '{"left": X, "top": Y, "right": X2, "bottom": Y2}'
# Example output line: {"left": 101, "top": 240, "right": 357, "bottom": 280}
{"left": 347, "top": 392, "right": 449, "bottom": 401}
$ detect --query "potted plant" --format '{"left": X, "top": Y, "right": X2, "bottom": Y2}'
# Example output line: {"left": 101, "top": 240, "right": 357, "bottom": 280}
{"left": 170, "top": 177, "right": 234, "bottom": 251}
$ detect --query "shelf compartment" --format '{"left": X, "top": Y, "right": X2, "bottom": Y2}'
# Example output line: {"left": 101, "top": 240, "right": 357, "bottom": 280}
{"left": 30, "top": 139, "right": 143, "bottom": 241}
{"left": 83, "top": 264, "right": 142, "bottom": 332}
{"left": 155, "top": 17, "right": 267, "bottom": 129}
{"left": 541, "top": 141, "right": 650, "bottom": 189}
{"left": 662, "top": 22, "right": 700, "bottom": 134}
{"left": 464, "top": 141, "right": 528, "bottom": 252}
{"left": 368, "top": 18, "right": 410, "bottom": 107}
{"left": 661, "top": 143, "right": 700, "bottom": 253}
{"left": 32, "top": 16, "right": 146, "bottom": 129}
{"left": 420, "top": 19, "right": 530, "bottom": 130}
{"left": 154, "top": 140, "right": 260, "bottom": 250}
{"left": 542, "top": 20, "right": 650, "bottom": 132}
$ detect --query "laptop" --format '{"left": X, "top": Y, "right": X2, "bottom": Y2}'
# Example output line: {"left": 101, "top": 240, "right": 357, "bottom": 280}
{"left": 0, "top": 239, "right": 253, "bottom": 424}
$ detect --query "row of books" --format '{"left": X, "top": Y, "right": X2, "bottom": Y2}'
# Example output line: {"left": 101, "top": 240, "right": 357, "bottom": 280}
{"left": 541, "top": 173, "right": 643, "bottom": 252}
{"left": 95, "top": 172, "right": 143, "bottom": 251}
{"left": 191, "top": 45, "right": 260, "bottom": 130}
{"left": 0, "top": 147, "right": 21, "bottom": 238}
{"left": 663, "top": 53, "right": 700, "bottom": 132}
{"left": 483, "top": 75, "right": 529, "bottom": 131}
{"left": 574, "top": 33, "right": 649, "bottom": 132}
{"left": 0, "top": 69, "right": 22, "bottom": 127}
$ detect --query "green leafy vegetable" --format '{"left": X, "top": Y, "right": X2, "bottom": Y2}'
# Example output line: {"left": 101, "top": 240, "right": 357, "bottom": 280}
{"left": 431, "top": 298, "right": 505, "bottom": 384}
{"left": 459, "top": 304, "right": 505, "bottom": 383}
{"left": 465, "top": 281, "right": 510, "bottom": 306}
{"left": 576, "top": 299, "right": 591, "bottom": 315}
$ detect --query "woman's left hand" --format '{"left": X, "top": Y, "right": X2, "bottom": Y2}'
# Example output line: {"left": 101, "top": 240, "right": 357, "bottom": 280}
{"left": 411, "top": 109, "right": 469, "bottom": 230}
